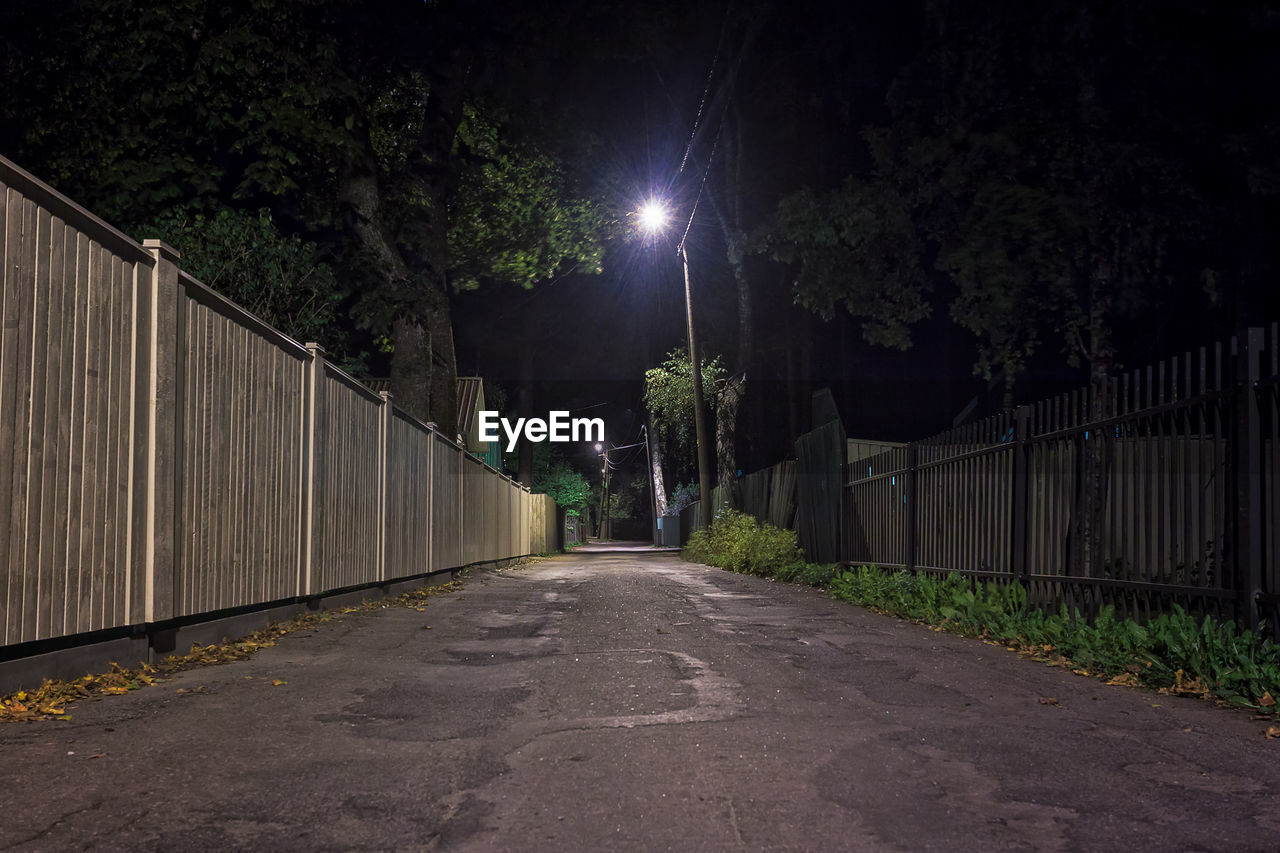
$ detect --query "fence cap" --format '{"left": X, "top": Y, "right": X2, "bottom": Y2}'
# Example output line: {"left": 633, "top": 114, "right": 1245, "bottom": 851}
{"left": 142, "top": 238, "right": 181, "bottom": 262}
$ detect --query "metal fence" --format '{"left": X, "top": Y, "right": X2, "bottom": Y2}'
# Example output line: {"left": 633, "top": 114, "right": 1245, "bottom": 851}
{"left": 846, "top": 327, "right": 1280, "bottom": 634}
{"left": 0, "top": 154, "right": 557, "bottom": 650}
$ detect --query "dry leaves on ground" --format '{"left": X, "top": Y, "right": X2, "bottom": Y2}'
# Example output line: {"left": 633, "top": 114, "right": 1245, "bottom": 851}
{"left": 1, "top": 577, "right": 466, "bottom": 723}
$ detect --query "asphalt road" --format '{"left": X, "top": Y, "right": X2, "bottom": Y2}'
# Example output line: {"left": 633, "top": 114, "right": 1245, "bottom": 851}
{"left": 2, "top": 549, "right": 1278, "bottom": 851}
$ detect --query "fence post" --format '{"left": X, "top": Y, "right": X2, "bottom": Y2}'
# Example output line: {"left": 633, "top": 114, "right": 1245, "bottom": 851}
{"left": 378, "top": 391, "right": 392, "bottom": 582}
{"left": 300, "top": 342, "right": 324, "bottom": 596}
{"left": 140, "top": 240, "right": 181, "bottom": 623}
{"left": 1011, "top": 405, "right": 1032, "bottom": 584}
{"left": 1237, "top": 327, "right": 1264, "bottom": 630}
{"left": 904, "top": 442, "right": 918, "bottom": 572}
{"left": 426, "top": 426, "right": 435, "bottom": 572}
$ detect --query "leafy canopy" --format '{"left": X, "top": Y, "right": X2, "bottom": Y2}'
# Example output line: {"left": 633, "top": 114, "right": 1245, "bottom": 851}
{"left": 139, "top": 207, "right": 352, "bottom": 358}
{"left": 754, "top": 176, "right": 930, "bottom": 351}
{"left": 534, "top": 462, "right": 594, "bottom": 516}
{"left": 448, "top": 105, "right": 607, "bottom": 292}
{"left": 643, "top": 349, "right": 726, "bottom": 468}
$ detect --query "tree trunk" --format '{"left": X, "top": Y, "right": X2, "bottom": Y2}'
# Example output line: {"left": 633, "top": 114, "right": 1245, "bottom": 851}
{"left": 786, "top": 307, "right": 798, "bottom": 443}
{"left": 709, "top": 104, "right": 752, "bottom": 504}
{"left": 339, "top": 162, "right": 451, "bottom": 428}
{"left": 1076, "top": 262, "right": 1116, "bottom": 577}
{"left": 424, "top": 284, "right": 459, "bottom": 437}
{"left": 647, "top": 412, "right": 668, "bottom": 518}
{"left": 336, "top": 39, "right": 471, "bottom": 435}
{"left": 715, "top": 374, "right": 744, "bottom": 512}
{"left": 398, "top": 45, "right": 472, "bottom": 435}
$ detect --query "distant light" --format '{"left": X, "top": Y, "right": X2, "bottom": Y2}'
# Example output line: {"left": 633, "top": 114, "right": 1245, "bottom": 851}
{"left": 594, "top": 442, "right": 603, "bottom": 452}
{"left": 637, "top": 199, "right": 670, "bottom": 234}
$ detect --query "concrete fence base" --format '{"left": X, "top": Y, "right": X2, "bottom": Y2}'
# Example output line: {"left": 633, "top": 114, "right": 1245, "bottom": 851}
{"left": 0, "top": 554, "right": 541, "bottom": 695}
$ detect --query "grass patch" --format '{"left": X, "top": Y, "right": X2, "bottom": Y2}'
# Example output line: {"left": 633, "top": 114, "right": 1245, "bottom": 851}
{"left": 826, "top": 567, "right": 1280, "bottom": 715}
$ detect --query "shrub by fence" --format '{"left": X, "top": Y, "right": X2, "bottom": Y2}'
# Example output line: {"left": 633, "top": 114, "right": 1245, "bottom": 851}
{"left": 0, "top": 154, "right": 557, "bottom": 653}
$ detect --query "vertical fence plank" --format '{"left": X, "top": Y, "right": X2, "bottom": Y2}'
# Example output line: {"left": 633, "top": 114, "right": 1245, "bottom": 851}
{"left": 1012, "top": 406, "right": 1030, "bottom": 584}
{"left": 301, "top": 343, "right": 322, "bottom": 596}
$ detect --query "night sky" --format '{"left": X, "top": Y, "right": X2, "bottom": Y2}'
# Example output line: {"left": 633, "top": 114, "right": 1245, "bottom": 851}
{"left": 452, "top": 0, "right": 941, "bottom": 477}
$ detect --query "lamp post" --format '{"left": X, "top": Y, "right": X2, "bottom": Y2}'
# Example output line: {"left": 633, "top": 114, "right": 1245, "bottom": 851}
{"left": 638, "top": 200, "right": 713, "bottom": 533}
{"left": 594, "top": 441, "right": 609, "bottom": 540}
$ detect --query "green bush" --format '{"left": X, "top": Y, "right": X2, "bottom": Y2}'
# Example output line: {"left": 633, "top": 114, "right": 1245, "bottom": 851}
{"left": 683, "top": 509, "right": 805, "bottom": 579}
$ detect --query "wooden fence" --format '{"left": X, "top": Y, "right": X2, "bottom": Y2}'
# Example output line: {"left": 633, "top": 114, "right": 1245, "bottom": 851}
{"left": 0, "top": 154, "right": 558, "bottom": 651}
{"left": 846, "top": 327, "right": 1280, "bottom": 634}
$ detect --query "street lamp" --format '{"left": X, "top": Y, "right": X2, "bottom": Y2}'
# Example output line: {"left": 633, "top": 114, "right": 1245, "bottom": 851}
{"left": 637, "top": 199, "right": 713, "bottom": 533}
{"left": 600, "top": 448, "right": 610, "bottom": 541}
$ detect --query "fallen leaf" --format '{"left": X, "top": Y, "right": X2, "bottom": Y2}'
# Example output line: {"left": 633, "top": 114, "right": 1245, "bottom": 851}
{"left": 1265, "top": 726, "right": 1280, "bottom": 740}
{"left": 1039, "top": 697, "right": 1059, "bottom": 706}
{"left": 421, "top": 625, "right": 432, "bottom": 630}
{"left": 1260, "top": 692, "right": 1276, "bottom": 708}
{"left": 86, "top": 753, "right": 107, "bottom": 760}
{"left": 271, "top": 679, "right": 287, "bottom": 686}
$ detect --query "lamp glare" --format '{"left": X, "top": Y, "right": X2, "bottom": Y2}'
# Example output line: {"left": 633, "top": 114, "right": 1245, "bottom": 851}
{"left": 638, "top": 200, "right": 669, "bottom": 234}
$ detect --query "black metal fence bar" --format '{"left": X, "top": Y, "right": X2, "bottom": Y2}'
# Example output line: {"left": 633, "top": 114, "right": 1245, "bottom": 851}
{"left": 1261, "top": 324, "right": 1280, "bottom": 628}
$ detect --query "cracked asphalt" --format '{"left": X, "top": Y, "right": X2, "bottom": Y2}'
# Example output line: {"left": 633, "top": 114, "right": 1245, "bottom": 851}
{"left": 2, "top": 548, "right": 1278, "bottom": 851}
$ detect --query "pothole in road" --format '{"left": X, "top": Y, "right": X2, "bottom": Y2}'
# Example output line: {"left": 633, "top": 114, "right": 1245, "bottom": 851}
{"left": 530, "top": 649, "right": 746, "bottom": 730}
{"left": 537, "top": 650, "right": 699, "bottom": 718}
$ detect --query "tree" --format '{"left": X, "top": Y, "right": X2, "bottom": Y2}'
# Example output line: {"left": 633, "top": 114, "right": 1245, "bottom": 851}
{"left": 533, "top": 462, "right": 593, "bottom": 518}
{"left": 800, "top": 0, "right": 1270, "bottom": 570}
{"left": 0, "top": 0, "right": 607, "bottom": 431}
{"left": 643, "top": 348, "right": 729, "bottom": 507}
{"left": 754, "top": 176, "right": 931, "bottom": 351}
{"left": 139, "top": 206, "right": 356, "bottom": 365}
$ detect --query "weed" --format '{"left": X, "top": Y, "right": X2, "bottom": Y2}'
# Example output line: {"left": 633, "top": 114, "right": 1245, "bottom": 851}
{"left": 683, "top": 509, "right": 805, "bottom": 579}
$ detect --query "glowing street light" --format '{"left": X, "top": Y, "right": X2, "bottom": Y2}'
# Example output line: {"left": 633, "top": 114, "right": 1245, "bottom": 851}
{"left": 637, "top": 199, "right": 670, "bottom": 235}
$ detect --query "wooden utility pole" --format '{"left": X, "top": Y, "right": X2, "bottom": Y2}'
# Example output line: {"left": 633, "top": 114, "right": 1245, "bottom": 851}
{"left": 681, "top": 245, "right": 714, "bottom": 532}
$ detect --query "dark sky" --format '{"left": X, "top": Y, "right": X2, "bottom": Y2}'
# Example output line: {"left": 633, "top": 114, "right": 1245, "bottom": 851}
{"left": 454, "top": 0, "right": 947, "bottom": 480}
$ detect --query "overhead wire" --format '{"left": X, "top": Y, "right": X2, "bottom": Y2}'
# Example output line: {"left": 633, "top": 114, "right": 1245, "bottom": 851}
{"left": 676, "top": 11, "right": 728, "bottom": 178}
{"left": 675, "top": 7, "right": 733, "bottom": 254}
